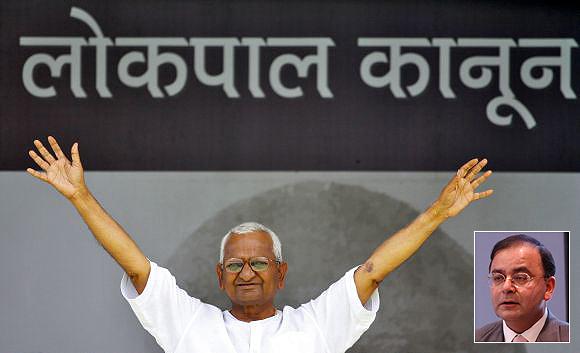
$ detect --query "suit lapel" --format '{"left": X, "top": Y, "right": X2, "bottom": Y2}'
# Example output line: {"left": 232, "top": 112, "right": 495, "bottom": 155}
{"left": 536, "top": 311, "right": 557, "bottom": 342}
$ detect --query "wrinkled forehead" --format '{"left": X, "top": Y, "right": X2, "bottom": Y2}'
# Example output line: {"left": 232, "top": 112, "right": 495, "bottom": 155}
{"left": 490, "top": 243, "right": 542, "bottom": 273}
{"left": 223, "top": 231, "right": 275, "bottom": 259}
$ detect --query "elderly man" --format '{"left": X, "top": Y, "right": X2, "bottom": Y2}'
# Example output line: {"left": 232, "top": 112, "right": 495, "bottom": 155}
{"left": 476, "top": 234, "right": 569, "bottom": 342}
{"left": 27, "top": 136, "right": 493, "bottom": 353}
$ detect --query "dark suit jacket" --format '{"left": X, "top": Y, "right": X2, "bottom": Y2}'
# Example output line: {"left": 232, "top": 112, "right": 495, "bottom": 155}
{"left": 475, "top": 311, "right": 569, "bottom": 342}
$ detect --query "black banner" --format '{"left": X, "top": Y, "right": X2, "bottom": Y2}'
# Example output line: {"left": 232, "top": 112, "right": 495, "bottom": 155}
{"left": 1, "top": 1, "right": 579, "bottom": 171}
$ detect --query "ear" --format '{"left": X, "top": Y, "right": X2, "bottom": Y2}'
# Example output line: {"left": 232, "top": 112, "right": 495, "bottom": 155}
{"left": 216, "top": 263, "right": 225, "bottom": 290}
{"left": 544, "top": 276, "right": 556, "bottom": 301}
{"left": 277, "top": 262, "right": 288, "bottom": 289}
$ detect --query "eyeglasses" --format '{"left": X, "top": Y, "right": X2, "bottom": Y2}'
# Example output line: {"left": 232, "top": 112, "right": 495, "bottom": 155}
{"left": 487, "top": 272, "right": 544, "bottom": 287}
{"left": 222, "top": 257, "right": 279, "bottom": 273}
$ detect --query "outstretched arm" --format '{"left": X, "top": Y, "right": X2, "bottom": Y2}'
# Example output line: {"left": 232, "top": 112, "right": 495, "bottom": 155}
{"left": 354, "top": 159, "right": 493, "bottom": 304}
{"left": 27, "top": 136, "right": 150, "bottom": 293}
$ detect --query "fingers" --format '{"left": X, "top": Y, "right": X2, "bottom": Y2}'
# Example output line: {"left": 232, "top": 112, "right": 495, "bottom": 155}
{"left": 26, "top": 168, "right": 48, "bottom": 182}
{"left": 471, "top": 170, "right": 492, "bottom": 189}
{"left": 465, "top": 158, "right": 488, "bottom": 181}
{"left": 48, "top": 135, "right": 68, "bottom": 160}
{"left": 457, "top": 158, "right": 479, "bottom": 178}
{"left": 33, "top": 139, "right": 56, "bottom": 164}
{"left": 71, "top": 142, "right": 82, "bottom": 168}
{"left": 473, "top": 189, "right": 494, "bottom": 200}
{"left": 28, "top": 150, "right": 50, "bottom": 170}
{"left": 457, "top": 158, "right": 494, "bottom": 202}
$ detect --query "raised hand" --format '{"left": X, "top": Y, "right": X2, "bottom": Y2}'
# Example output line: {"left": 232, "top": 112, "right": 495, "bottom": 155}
{"left": 433, "top": 158, "right": 494, "bottom": 218}
{"left": 27, "top": 136, "right": 86, "bottom": 200}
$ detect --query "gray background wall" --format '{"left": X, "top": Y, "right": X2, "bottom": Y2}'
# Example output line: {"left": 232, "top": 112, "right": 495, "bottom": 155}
{"left": 1, "top": 171, "right": 578, "bottom": 353}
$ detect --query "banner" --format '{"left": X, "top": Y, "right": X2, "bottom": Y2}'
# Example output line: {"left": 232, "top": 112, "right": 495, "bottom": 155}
{"left": 1, "top": 1, "right": 579, "bottom": 171}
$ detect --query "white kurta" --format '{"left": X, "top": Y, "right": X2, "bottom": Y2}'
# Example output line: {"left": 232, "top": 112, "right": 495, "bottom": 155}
{"left": 121, "top": 261, "right": 380, "bottom": 353}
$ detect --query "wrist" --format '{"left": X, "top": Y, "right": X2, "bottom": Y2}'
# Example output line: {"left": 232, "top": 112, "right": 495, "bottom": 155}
{"left": 426, "top": 201, "right": 449, "bottom": 223}
{"left": 68, "top": 186, "right": 91, "bottom": 204}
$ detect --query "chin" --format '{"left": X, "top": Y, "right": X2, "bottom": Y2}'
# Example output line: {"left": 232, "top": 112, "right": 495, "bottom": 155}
{"left": 234, "top": 292, "right": 265, "bottom": 304}
{"left": 496, "top": 310, "right": 521, "bottom": 322}
{"left": 236, "top": 298, "right": 265, "bottom": 306}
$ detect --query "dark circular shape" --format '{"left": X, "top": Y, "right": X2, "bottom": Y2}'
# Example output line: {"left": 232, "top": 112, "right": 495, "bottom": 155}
{"left": 166, "top": 181, "right": 523, "bottom": 353}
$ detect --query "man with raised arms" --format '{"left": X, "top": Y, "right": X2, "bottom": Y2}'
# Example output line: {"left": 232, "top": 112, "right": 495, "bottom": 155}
{"left": 27, "top": 136, "right": 493, "bottom": 353}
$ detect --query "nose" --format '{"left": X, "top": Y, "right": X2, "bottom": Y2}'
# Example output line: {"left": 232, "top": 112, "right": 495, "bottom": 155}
{"left": 238, "top": 261, "right": 257, "bottom": 281}
{"left": 501, "top": 277, "right": 516, "bottom": 292}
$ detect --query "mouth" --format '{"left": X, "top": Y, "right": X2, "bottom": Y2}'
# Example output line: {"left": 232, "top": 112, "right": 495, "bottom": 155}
{"left": 500, "top": 300, "right": 519, "bottom": 306}
{"left": 236, "top": 283, "right": 260, "bottom": 287}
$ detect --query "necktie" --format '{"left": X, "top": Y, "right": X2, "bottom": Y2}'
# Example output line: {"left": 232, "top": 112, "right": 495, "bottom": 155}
{"left": 512, "top": 334, "right": 529, "bottom": 342}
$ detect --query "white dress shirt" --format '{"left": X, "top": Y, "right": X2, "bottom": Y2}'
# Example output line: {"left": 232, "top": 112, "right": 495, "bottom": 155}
{"left": 503, "top": 307, "right": 548, "bottom": 342}
{"left": 121, "top": 261, "right": 380, "bottom": 353}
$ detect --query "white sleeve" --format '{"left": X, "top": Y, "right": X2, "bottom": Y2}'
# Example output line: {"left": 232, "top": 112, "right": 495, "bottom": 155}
{"left": 300, "top": 266, "right": 380, "bottom": 353}
{"left": 120, "top": 260, "right": 202, "bottom": 353}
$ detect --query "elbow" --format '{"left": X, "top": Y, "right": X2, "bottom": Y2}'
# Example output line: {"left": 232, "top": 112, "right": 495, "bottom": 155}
{"left": 127, "top": 265, "right": 151, "bottom": 295}
{"left": 360, "top": 260, "right": 384, "bottom": 288}
{"left": 127, "top": 270, "right": 139, "bottom": 280}
{"left": 129, "top": 273, "right": 146, "bottom": 295}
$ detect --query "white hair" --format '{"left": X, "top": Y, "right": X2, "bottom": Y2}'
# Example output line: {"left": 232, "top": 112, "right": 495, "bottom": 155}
{"left": 219, "top": 222, "right": 283, "bottom": 263}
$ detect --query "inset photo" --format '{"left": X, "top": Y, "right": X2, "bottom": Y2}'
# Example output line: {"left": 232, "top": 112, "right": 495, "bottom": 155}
{"left": 473, "top": 231, "right": 570, "bottom": 343}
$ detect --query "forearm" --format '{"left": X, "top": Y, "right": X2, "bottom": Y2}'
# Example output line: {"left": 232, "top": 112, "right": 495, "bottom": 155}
{"left": 70, "top": 188, "right": 150, "bottom": 291}
{"left": 363, "top": 203, "right": 447, "bottom": 283}
{"left": 354, "top": 159, "right": 492, "bottom": 304}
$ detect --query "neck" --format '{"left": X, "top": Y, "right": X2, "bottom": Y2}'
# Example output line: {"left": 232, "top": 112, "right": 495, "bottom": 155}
{"left": 505, "top": 305, "right": 546, "bottom": 334}
{"left": 230, "top": 302, "right": 277, "bottom": 322}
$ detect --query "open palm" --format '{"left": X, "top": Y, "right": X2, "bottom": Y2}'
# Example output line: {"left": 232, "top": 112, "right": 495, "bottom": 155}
{"left": 27, "top": 136, "right": 86, "bottom": 200}
{"left": 436, "top": 158, "right": 494, "bottom": 218}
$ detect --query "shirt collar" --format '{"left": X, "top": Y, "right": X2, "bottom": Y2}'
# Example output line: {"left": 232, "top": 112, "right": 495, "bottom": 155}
{"left": 223, "top": 309, "right": 282, "bottom": 326}
{"left": 502, "top": 307, "right": 548, "bottom": 342}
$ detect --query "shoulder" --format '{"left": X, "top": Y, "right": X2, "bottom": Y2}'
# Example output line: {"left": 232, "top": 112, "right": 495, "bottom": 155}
{"left": 475, "top": 320, "right": 503, "bottom": 342}
{"left": 547, "top": 312, "right": 570, "bottom": 328}
{"left": 540, "top": 312, "right": 569, "bottom": 342}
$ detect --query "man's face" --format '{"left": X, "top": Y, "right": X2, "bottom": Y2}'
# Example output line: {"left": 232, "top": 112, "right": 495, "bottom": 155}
{"left": 216, "top": 231, "right": 287, "bottom": 307}
{"left": 489, "top": 243, "right": 555, "bottom": 330}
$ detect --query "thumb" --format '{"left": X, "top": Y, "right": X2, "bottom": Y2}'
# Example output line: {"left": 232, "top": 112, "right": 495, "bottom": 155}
{"left": 71, "top": 142, "right": 83, "bottom": 168}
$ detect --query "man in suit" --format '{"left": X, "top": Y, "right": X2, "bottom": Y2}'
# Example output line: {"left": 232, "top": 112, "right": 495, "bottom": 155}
{"left": 475, "top": 234, "right": 569, "bottom": 342}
